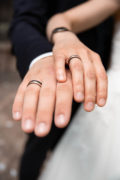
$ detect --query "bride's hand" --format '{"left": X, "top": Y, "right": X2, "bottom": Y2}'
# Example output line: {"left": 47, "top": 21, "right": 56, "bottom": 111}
{"left": 12, "top": 56, "right": 73, "bottom": 137}
{"left": 52, "top": 32, "right": 108, "bottom": 112}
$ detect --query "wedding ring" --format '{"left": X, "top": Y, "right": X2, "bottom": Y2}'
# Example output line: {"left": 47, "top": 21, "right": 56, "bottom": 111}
{"left": 27, "top": 80, "right": 42, "bottom": 88}
{"left": 67, "top": 55, "right": 82, "bottom": 65}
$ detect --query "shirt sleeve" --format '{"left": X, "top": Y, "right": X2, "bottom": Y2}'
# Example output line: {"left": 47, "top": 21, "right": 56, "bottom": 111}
{"left": 10, "top": 0, "right": 53, "bottom": 78}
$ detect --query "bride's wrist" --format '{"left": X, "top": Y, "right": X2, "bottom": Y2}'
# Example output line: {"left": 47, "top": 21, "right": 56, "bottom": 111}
{"left": 52, "top": 30, "right": 74, "bottom": 44}
{"left": 46, "top": 13, "right": 72, "bottom": 42}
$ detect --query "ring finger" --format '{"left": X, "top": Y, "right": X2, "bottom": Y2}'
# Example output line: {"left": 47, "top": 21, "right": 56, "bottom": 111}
{"left": 22, "top": 83, "right": 40, "bottom": 133}
{"left": 35, "top": 80, "right": 56, "bottom": 137}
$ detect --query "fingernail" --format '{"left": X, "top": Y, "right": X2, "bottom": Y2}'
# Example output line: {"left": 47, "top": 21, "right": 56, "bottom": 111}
{"left": 56, "top": 114, "right": 65, "bottom": 125}
{"left": 99, "top": 98, "right": 106, "bottom": 106}
{"left": 86, "top": 102, "right": 94, "bottom": 111}
{"left": 76, "top": 92, "right": 84, "bottom": 101}
{"left": 36, "top": 122, "right": 47, "bottom": 134}
{"left": 57, "top": 70, "right": 65, "bottom": 81}
{"left": 24, "top": 119, "right": 33, "bottom": 130}
{"left": 58, "top": 74, "right": 65, "bottom": 81}
{"left": 13, "top": 112, "right": 21, "bottom": 120}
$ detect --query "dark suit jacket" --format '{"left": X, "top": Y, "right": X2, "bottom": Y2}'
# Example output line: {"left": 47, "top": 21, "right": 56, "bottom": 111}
{"left": 10, "top": 0, "right": 114, "bottom": 78}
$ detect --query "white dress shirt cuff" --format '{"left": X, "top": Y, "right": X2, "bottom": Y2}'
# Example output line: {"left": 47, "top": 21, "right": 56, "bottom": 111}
{"left": 29, "top": 52, "right": 53, "bottom": 69}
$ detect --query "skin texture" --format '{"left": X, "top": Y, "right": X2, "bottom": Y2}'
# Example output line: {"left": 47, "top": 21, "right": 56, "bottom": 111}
{"left": 45, "top": 0, "right": 120, "bottom": 113}
{"left": 12, "top": 57, "right": 73, "bottom": 137}
{"left": 63, "top": 0, "right": 120, "bottom": 34}
{"left": 52, "top": 32, "right": 108, "bottom": 111}
{"left": 12, "top": 44, "right": 108, "bottom": 137}
{"left": 12, "top": 0, "right": 120, "bottom": 137}
{"left": 46, "top": 0, "right": 120, "bottom": 39}
{"left": 46, "top": 0, "right": 119, "bottom": 87}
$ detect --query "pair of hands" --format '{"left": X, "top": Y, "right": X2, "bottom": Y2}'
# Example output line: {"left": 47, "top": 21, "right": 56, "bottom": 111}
{"left": 12, "top": 32, "right": 108, "bottom": 137}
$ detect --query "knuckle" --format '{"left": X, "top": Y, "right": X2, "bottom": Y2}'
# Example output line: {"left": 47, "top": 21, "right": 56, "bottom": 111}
{"left": 74, "top": 79, "right": 80, "bottom": 86}
{"left": 98, "top": 88, "right": 107, "bottom": 96}
{"left": 71, "top": 63, "right": 77, "bottom": 69}
{"left": 98, "top": 94, "right": 107, "bottom": 100}
{"left": 53, "top": 46, "right": 63, "bottom": 52}
{"left": 57, "top": 96, "right": 67, "bottom": 106}
{"left": 15, "top": 93, "right": 23, "bottom": 103}
{"left": 56, "top": 67, "right": 64, "bottom": 72}
{"left": 55, "top": 61, "right": 64, "bottom": 69}
{"left": 80, "top": 48, "right": 88, "bottom": 56}
{"left": 58, "top": 80, "right": 71, "bottom": 90}
{"left": 74, "top": 78, "right": 82, "bottom": 87}
{"left": 22, "top": 114, "right": 34, "bottom": 121}
{"left": 97, "top": 90, "right": 107, "bottom": 100}
{"left": 18, "top": 84, "right": 25, "bottom": 94}
{"left": 44, "top": 86, "right": 55, "bottom": 96}
{"left": 55, "top": 54, "right": 63, "bottom": 59}
{"left": 77, "top": 65, "right": 83, "bottom": 72}
{"left": 36, "top": 110, "right": 46, "bottom": 119}
{"left": 29, "top": 85, "right": 39, "bottom": 93}
{"left": 52, "top": 46, "right": 57, "bottom": 53}
{"left": 56, "top": 56, "right": 64, "bottom": 62}
{"left": 75, "top": 84, "right": 84, "bottom": 92}
{"left": 94, "top": 52, "right": 101, "bottom": 60}
{"left": 53, "top": 49, "right": 64, "bottom": 59}
{"left": 26, "top": 87, "right": 34, "bottom": 95}
{"left": 86, "top": 70, "right": 96, "bottom": 79}
{"left": 71, "top": 61, "right": 82, "bottom": 70}
{"left": 86, "top": 96, "right": 96, "bottom": 103}
{"left": 99, "top": 71, "right": 108, "bottom": 81}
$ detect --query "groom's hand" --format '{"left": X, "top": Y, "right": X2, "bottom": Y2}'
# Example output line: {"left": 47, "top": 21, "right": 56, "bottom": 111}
{"left": 12, "top": 56, "right": 73, "bottom": 137}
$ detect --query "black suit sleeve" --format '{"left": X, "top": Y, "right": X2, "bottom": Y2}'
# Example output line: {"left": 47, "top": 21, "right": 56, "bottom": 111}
{"left": 10, "top": 0, "right": 53, "bottom": 78}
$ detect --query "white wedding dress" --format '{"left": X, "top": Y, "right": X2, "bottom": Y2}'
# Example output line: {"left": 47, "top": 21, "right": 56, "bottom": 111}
{"left": 39, "top": 22, "right": 120, "bottom": 180}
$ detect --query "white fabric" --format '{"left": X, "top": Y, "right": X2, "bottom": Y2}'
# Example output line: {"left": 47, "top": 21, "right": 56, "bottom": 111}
{"left": 29, "top": 52, "right": 53, "bottom": 69}
{"left": 39, "top": 22, "right": 120, "bottom": 180}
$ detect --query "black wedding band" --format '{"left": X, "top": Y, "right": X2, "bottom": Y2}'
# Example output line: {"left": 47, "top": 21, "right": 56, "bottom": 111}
{"left": 67, "top": 55, "right": 82, "bottom": 65}
{"left": 27, "top": 80, "right": 42, "bottom": 88}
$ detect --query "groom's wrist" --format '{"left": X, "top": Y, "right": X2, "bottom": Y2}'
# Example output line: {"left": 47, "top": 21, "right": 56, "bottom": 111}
{"left": 29, "top": 52, "right": 53, "bottom": 69}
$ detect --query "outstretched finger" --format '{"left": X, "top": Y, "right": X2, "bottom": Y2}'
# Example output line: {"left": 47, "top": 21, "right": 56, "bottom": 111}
{"left": 92, "top": 53, "right": 108, "bottom": 107}
{"left": 54, "top": 70, "right": 73, "bottom": 128}
{"left": 12, "top": 78, "right": 28, "bottom": 121}
{"left": 35, "top": 80, "right": 56, "bottom": 137}
{"left": 54, "top": 53, "right": 66, "bottom": 82}
{"left": 21, "top": 83, "right": 40, "bottom": 133}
